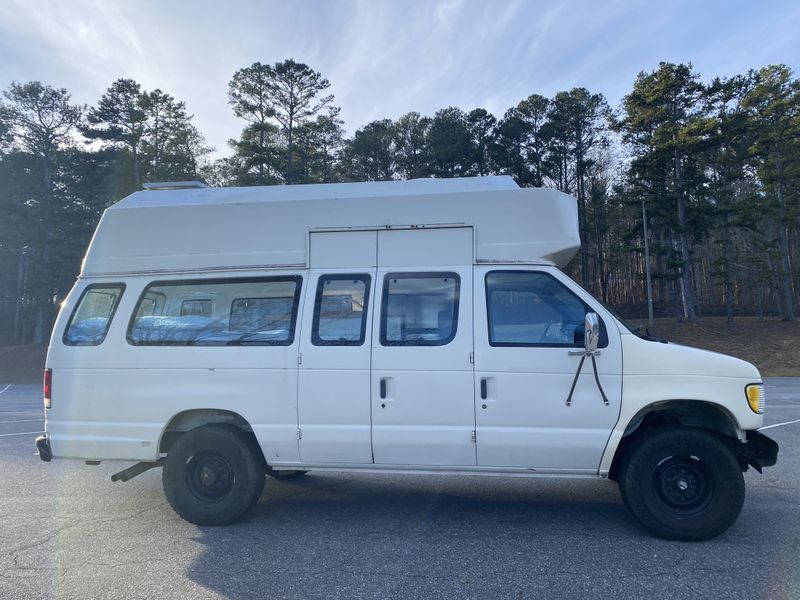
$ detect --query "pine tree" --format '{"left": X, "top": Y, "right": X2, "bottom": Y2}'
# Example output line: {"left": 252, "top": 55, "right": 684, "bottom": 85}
{"left": 742, "top": 65, "right": 800, "bottom": 321}
{"left": 616, "top": 63, "right": 713, "bottom": 321}
{"left": 1, "top": 81, "right": 82, "bottom": 342}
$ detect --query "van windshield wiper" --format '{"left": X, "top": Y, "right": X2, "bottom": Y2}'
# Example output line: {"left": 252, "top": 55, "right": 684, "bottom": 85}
{"left": 631, "top": 326, "right": 669, "bottom": 344}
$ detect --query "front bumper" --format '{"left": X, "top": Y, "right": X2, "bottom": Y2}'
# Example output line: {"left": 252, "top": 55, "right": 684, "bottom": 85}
{"left": 741, "top": 430, "right": 779, "bottom": 472}
{"left": 35, "top": 434, "right": 52, "bottom": 462}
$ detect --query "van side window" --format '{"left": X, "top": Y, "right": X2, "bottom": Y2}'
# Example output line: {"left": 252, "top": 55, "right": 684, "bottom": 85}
{"left": 63, "top": 284, "right": 125, "bottom": 346}
{"left": 134, "top": 290, "right": 166, "bottom": 318}
{"left": 180, "top": 299, "right": 212, "bottom": 317}
{"left": 380, "top": 273, "right": 459, "bottom": 346}
{"left": 127, "top": 276, "right": 302, "bottom": 346}
{"left": 485, "top": 271, "right": 607, "bottom": 348}
{"left": 312, "top": 275, "right": 370, "bottom": 346}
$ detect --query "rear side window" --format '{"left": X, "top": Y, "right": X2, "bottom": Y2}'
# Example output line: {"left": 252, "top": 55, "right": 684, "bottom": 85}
{"left": 127, "top": 276, "right": 302, "bottom": 346}
{"left": 63, "top": 284, "right": 125, "bottom": 346}
{"left": 380, "top": 272, "right": 459, "bottom": 346}
{"left": 312, "top": 275, "right": 371, "bottom": 346}
{"left": 181, "top": 299, "right": 212, "bottom": 317}
{"left": 485, "top": 271, "right": 607, "bottom": 348}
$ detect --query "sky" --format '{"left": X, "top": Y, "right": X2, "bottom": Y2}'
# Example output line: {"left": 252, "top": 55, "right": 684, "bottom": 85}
{"left": 1, "top": 0, "right": 798, "bottom": 158}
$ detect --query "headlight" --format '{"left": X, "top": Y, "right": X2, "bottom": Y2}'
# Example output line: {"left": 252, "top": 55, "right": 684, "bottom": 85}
{"left": 745, "top": 383, "right": 765, "bottom": 415}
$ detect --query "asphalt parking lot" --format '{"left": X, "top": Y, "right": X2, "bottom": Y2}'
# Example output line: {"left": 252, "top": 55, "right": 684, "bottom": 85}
{"left": 1, "top": 380, "right": 798, "bottom": 600}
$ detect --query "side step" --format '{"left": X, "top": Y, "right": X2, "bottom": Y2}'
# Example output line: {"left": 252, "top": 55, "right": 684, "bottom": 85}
{"left": 111, "top": 459, "right": 164, "bottom": 482}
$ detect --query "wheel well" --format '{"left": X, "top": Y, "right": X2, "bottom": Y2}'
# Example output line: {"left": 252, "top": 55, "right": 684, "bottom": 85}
{"left": 159, "top": 409, "right": 258, "bottom": 455}
{"left": 608, "top": 400, "right": 740, "bottom": 481}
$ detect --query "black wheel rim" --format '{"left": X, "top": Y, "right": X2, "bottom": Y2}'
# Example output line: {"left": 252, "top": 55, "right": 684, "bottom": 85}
{"left": 653, "top": 456, "right": 714, "bottom": 515}
{"left": 186, "top": 451, "right": 235, "bottom": 502}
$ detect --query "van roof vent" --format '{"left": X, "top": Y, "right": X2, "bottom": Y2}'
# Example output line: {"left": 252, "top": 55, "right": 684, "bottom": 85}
{"left": 142, "top": 180, "right": 208, "bottom": 191}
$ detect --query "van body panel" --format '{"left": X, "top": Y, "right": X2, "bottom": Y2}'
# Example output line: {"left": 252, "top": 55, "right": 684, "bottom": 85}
{"left": 597, "top": 334, "right": 764, "bottom": 474}
{"left": 47, "top": 272, "right": 304, "bottom": 463}
{"left": 377, "top": 227, "right": 474, "bottom": 267}
{"left": 309, "top": 231, "right": 377, "bottom": 269}
{"left": 44, "top": 178, "right": 769, "bottom": 491}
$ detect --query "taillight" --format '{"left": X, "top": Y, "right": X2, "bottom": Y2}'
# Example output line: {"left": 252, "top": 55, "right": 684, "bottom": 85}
{"left": 43, "top": 369, "right": 52, "bottom": 409}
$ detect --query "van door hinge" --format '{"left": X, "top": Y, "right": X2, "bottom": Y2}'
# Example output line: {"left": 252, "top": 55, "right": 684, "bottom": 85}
{"left": 296, "top": 429, "right": 302, "bottom": 440}
{"left": 469, "top": 351, "right": 474, "bottom": 364}
{"left": 297, "top": 353, "right": 303, "bottom": 365}
{"left": 471, "top": 430, "right": 476, "bottom": 443}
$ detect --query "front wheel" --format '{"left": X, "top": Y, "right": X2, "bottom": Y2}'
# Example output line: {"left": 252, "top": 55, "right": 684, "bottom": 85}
{"left": 620, "top": 427, "right": 744, "bottom": 541}
{"left": 162, "top": 425, "right": 265, "bottom": 525}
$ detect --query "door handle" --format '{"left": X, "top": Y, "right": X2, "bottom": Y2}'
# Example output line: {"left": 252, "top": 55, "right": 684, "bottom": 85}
{"left": 380, "top": 378, "right": 387, "bottom": 399}
{"left": 480, "top": 378, "right": 488, "bottom": 400}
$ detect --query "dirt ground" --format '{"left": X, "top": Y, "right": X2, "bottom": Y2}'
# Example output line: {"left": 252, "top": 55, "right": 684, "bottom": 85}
{"left": 629, "top": 316, "right": 800, "bottom": 377}
{"left": 0, "top": 316, "right": 796, "bottom": 382}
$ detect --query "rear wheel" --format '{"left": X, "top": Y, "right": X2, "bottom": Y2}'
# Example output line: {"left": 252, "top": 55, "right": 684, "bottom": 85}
{"left": 619, "top": 427, "right": 744, "bottom": 541}
{"left": 162, "top": 425, "right": 265, "bottom": 525}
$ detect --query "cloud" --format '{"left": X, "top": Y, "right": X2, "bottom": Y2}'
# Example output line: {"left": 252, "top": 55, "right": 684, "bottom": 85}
{"left": 0, "top": 0, "right": 798, "bottom": 160}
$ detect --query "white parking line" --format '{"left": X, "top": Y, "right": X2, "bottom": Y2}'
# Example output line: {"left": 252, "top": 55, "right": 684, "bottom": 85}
{"left": 0, "top": 384, "right": 12, "bottom": 395}
{"left": 760, "top": 418, "right": 800, "bottom": 431}
{"left": 0, "top": 431, "right": 42, "bottom": 438}
{"left": 0, "top": 419, "right": 44, "bottom": 424}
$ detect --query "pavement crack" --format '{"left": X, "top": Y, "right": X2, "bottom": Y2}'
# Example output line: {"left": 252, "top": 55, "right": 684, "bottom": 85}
{"left": 683, "top": 581, "right": 711, "bottom": 600}
{"left": 3, "top": 502, "right": 168, "bottom": 574}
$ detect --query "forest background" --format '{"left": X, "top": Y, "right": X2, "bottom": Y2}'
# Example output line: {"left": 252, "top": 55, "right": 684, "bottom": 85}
{"left": 0, "top": 58, "right": 798, "bottom": 347}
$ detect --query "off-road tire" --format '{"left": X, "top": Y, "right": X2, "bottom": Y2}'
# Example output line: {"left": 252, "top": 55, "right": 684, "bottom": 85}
{"left": 162, "top": 424, "right": 265, "bottom": 525}
{"left": 619, "top": 426, "right": 744, "bottom": 541}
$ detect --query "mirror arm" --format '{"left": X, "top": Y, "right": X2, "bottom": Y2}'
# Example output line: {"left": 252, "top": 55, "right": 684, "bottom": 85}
{"left": 566, "top": 312, "right": 609, "bottom": 407}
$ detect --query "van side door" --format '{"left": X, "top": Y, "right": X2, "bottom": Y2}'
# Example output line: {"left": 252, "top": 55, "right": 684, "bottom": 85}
{"left": 370, "top": 228, "right": 476, "bottom": 466}
{"left": 297, "top": 232, "right": 377, "bottom": 464}
{"left": 473, "top": 266, "right": 623, "bottom": 473}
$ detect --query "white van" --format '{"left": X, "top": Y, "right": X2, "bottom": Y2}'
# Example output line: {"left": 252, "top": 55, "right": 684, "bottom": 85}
{"left": 37, "top": 176, "right": 777, "bottom": 540}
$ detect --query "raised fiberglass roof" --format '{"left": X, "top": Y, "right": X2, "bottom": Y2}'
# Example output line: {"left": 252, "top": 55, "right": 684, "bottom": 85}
{"left": 81, "top": 176, "right": 580, "bottom": 275}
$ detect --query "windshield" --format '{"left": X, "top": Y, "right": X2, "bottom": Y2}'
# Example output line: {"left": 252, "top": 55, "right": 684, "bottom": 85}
{"left": 557, "top": 271, "right": 662, "bottom": 339}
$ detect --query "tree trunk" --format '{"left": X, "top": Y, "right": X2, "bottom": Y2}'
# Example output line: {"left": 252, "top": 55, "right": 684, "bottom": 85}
{"left": 775, "top": 144, "right": 795, "bottom": 321}
{"left": 14, "top": 249, "right": 26, "bottom": 344}
{"left": 259, "top": 127, "right": 266, "bottom": 184}
{"left": 673, "top": 143, "right": 696, "bottom": 322}
{"left": 723, "top": 214, "right": 734, "bottom": 323}
{"left": 132, "top": 146, "right": 140, "bottom": 189}
{"left": 756, "top": 283, "right": 764, "bottom": 320}
{"left": 287, "top": 112, "right": 294, "bottom": 184}
{"left": 576, "top": 182, "right": 589, "bottom": 290}
{"left": 36, "top": 151, "right": 55, "bottom": 345}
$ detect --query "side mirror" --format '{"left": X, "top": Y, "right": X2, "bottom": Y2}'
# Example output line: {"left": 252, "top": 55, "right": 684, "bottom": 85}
{"left": 584, "top": 312, "right": 600, "bottom": 354}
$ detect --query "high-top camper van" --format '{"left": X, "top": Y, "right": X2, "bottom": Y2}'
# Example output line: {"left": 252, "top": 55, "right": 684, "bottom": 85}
{"left": 36, "top": 176, "right": 777, "bottom": 540}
